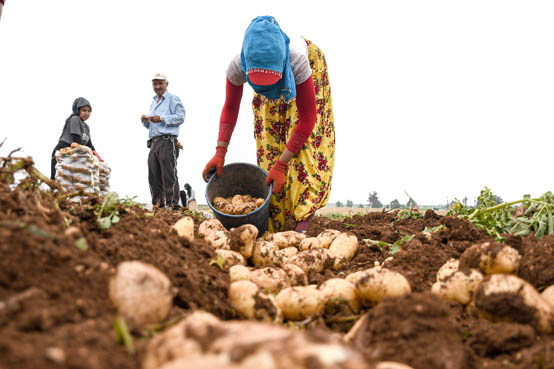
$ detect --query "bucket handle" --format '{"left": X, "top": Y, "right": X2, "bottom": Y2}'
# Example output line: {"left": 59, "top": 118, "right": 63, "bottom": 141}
{"left": 203, "top": 167, "right": 217, "bottom": 183}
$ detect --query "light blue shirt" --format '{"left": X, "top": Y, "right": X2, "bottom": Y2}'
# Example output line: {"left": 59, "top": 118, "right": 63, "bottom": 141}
{"left": 143, "top": 91, "right": 185, "bottom": 139}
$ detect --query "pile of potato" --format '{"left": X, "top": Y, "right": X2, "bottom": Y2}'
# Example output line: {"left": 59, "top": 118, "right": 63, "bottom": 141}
{"left": 212, "top": 194, "right": 265, "bottom": 215}
{"left": 194, "top": 218, "right": 412, "bottom": 323}
{"left": 431, "top": 241, "right": 554, "bottom": 334}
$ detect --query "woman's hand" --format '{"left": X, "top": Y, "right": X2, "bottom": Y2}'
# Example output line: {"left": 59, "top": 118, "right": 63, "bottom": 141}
{"left": 93, "top": 150, "right": 104, "bottom": 162}
{"left": 266, "top": 160, "right": 287, "bottom": 194}
{"left": 202, "top": 146, "right": 227, "bottom": 182}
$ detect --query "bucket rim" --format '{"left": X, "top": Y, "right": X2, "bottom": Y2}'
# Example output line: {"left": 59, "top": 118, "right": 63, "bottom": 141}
{"left": 204, "top": 162, "right": 274, "bottom": 219}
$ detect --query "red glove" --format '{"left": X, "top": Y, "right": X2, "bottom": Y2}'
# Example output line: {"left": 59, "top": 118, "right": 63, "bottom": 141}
{"left": 203, "top": 146, "right": 227, "bottom": 182}
{"left": 266, "top": 160, "right": 287, "bottom": 194}
{"left": 93, "top": 150, "right": 104, "bottom": 162}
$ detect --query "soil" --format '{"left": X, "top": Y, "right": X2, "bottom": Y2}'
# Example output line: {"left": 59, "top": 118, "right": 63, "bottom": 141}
{"left": 1, "top": 157, "right": 554, "bottom": 369}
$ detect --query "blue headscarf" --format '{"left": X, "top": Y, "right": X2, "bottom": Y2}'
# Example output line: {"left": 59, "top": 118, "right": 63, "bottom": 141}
{"left": 241, "top": 16, "right": 296, "bottom": 102}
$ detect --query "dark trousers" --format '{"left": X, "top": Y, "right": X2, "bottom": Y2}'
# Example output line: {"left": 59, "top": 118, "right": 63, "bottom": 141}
{"left": 148, "top": 136, "right": 180, "bottom": 207}
{"left": 51, "top": 141, "right": 70, "bottom": 180}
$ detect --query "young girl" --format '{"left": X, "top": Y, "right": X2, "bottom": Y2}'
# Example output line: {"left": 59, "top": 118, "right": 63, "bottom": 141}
{"left": 50, "top": 97, "right": 103, "bottom": 180}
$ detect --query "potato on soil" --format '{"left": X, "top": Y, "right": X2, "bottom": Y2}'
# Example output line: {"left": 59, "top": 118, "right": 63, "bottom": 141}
{"left": 250, "top": 266, "right": 290, "bottom": 293}
{"left": 299, "top": 237, "right": 326, "bottom": 251}
{"left": 286, "top": 248, "right": 335, "bottom": 274}
{"left": 229, "top": 265, "right": 251, "bottom": 283}
{"left": 109, "top": 261, "right": 174, "bottom": 328}
{"left": 276, "top": 285, "right": 323, "bottom": 321}
{"left": 198, "top": 219, "right": 230, "bottom": 249}
{"left": 355, "top": 267, "right": 411, "bottom": 305}
{"left": 142, "top": 311, "right": 219, "bottom": 369}
{"left": 375, "top": 362, "right": 415, "bottom": 369}
{"left": 431, "top": 269, "right": 483, "bottom": 305}
{"left": 229, "top": 224, "right": 258, "bottom": 258}
{"left": 277, "top": 246, "right": 298, "bottom": 261}
{"left": 474, "top": 274, "right": 554, "bottom": 334}
{"left": 215, "top": 250, "right": 246, "bottom": 271}
{"left": 282, "top": 263, "right": 308, "bottom": 286}
{"left": 319, "top": 278, "right": 360, "bottom": 313}
{"left": 157, "top": 357, "right": 240, "bottom": 369}
{"left": 171, "top": 216, "right": 194, "bottom": 241}
{"left": 328, "top": 233, "right": 359, "bottom": 269}
{"left": 228, "top": 280, "right": 282, "bottom": 323}
{"left": 271, "top": 231, "right": 306, "bottom": 249}
{"left": 542, "top": 285, "right": 554, "bottom": 307}
{"left": 436, "top": 258, "right": 460, "bottom": 282}
{"left": 345, "top": 271, "right": 366, "bottom": 285}
{"left": 460, "top": 242, "right": 520, "bottom": 275}
{"left": 317, "top": 229, "right": 342, "bottom": 248}
{"left": 252, "top": 240, "right": 280, "bottom": 267}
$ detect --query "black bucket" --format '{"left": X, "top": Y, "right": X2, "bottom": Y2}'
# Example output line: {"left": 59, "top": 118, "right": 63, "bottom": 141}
{"left": 205, "top": 162, "right": 273, "bottom": 235}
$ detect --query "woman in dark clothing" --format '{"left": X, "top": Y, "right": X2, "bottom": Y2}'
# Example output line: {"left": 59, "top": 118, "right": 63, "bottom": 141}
{"left": 50, "top": 97, "right": 103, "bottom": 180}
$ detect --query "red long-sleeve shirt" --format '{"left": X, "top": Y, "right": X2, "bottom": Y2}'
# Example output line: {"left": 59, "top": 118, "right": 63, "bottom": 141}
{"left": 217, "top": 75, "right": 317, "bottom": 154}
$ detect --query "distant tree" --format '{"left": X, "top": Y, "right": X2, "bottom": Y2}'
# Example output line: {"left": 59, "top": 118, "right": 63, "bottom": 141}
{"left": 336, "top": 201, "right": 343, "bottom": 207}
{"left": 492, "top": 195, "right": 504, "bottom": 204}
{"left": 389, "top": 199, "right": 401, "bottom": 209}
{"left": 358, "top": 204, "right": 365, "bottom": 208}
{"left": 407, "top": 198, "right": 417, "bottom": 209}
{"left": 367, "top": 191, "right": 383, "bottom": 208}
{"left": 346, "top": 200, "right": 354, "bottom": 207}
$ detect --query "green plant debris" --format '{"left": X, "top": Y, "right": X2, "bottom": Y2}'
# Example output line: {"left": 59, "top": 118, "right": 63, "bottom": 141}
{"left": 363, "top": 234, "right": 414, "bottom": 255}
{"left": 97, "top": 192, "right": 120, "bottom": 230}
{"left": 209, "top": 253, "right": 226, "bottom": 271}
{"left": 449, "top": 188, "right": 554, "bottom": 241}
{"left": 76, "top": 237, "right": 88, "bottom": 251}
{"left": 422, "top": 224, "right": 446, "bottom": 236}
{"left": 397, "top": 209, "right": 423, "bottom": 220}
{"left": 114, "top": 316, "right": 135, "bottom": 354}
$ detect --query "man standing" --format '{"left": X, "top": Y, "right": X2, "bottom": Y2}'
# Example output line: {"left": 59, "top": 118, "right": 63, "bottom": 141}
{"left": 142, "top": 74, "right": 185, "bottom": 209}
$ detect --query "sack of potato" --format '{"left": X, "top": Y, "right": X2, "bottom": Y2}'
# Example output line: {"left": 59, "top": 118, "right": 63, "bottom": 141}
{"left": 54, "top": 143, "right": 111, "bottom": 199}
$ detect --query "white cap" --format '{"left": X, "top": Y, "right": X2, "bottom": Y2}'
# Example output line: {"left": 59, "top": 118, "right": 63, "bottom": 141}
{"left": 152, "top": 73, "right": 168, "bottom": 81}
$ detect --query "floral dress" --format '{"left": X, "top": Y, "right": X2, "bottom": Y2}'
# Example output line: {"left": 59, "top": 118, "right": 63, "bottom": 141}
{"left": 252, "top": 39, "right": 335, "bottom": 232}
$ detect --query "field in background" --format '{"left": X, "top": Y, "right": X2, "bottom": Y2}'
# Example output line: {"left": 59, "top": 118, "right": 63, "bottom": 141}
{"left": 316, "top": 207, "right": 448, "bottom": 217}
{"left": 197, "top": 205, "right": 448, "bottom": 218}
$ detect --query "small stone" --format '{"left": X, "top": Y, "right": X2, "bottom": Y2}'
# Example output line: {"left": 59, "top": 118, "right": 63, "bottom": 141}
{"left": 75, "top": 265, "right": 85, "bottom": 273}
{"left": 64, "top": 226, "right": 81, "bottom": 238}
{"left": 45, "top": 347, "right": 66, "bottom": 364}
{"left": 99, "top": 262, "right": 109, "bottom": 270}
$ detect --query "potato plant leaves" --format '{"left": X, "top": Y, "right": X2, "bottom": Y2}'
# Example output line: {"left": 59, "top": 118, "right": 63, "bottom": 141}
{"left": 449, "top": 188, "right": 554, "bottom": 241}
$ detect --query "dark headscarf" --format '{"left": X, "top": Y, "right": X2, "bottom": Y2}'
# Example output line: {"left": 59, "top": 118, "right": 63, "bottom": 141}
{"left": 66, "top": 97, "right": 92, "bottom": 124}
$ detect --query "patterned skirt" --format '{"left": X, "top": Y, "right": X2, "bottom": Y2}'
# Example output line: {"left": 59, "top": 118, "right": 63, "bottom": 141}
{"left": 252, "top": 39, "right": 335, "bottom": 232}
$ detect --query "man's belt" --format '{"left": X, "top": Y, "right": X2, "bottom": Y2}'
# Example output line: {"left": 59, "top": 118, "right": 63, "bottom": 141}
{"left": 151, "top": 135, "right": 176, "bottom": 142}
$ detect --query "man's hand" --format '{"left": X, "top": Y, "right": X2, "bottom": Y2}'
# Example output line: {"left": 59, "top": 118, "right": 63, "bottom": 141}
{"left": 141, "top": 115, "right": 149, "bottom": 123}
{"left": 150, "top": 115, "right": 162, "bottom": 123}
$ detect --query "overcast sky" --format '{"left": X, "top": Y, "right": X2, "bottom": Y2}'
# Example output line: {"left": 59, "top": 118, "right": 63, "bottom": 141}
{"left": 1, "top": 0, "right": 553, "bottom": 207}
